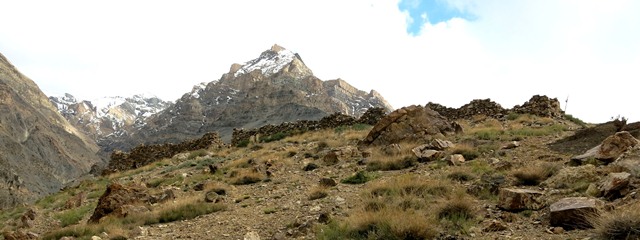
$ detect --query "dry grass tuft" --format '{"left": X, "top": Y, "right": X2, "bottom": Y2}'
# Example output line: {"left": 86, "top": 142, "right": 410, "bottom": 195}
{"left": 450, "top": 144, "right": 480, "bottom": 161}
{"left": 230, "top": 169, "right": 263, "bottom": 185}
{"left": 594, "top": 203, "right": 640, "bottom": 240}
{"left": 512, "top": 163, "right": 559, "bottom": 186}
{"left": 318, "top": 209, "right": 439, "bottom": 240}
{"left": 365, "top": 144, "right": 418, "bottom": 171}
{"left": 308, "top": 187, "right": 329, "bottom": 200}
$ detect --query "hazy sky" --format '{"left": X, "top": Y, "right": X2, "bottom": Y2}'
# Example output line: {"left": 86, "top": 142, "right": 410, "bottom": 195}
{"left": 0, "top": 0, "right": 639, "bottom": 123}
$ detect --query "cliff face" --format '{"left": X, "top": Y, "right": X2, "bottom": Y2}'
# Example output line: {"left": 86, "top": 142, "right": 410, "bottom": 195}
{"left": 0, "top": 53, "right": 103, "bottom": 208}
{"left": 110, "top": 45, "right": 393, "bottom": 151}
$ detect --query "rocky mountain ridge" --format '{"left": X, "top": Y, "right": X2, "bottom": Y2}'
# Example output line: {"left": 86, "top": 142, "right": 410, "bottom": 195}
{"left": 107, "top": 44, "right": 393, "bottom": 152}
{"left": 0, "top": 52, "right": 103, "bottom": 209}
{"left": 48, "top": 93, "right": 171, "bottom": 148}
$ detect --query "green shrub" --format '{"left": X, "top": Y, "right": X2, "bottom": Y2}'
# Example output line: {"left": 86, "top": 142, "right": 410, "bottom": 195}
{"left": 564, "top": 114, "right": 587, "bottom": 127}
{"left": 236, "top": 139, "right": 250, "bottom": 148}
{"left": 55, "top": 204, "right": 97, "bottom": 227}
{"left": 261, "top": 132, "right": 289, "bottom": 143}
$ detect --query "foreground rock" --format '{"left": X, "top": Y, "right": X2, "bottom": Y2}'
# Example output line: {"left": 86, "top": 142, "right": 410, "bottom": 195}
{"left": 89, "top": 183, "right": 150, "bottom": 223}
{"left": 498, "top": 188, "right": 544, "bottom": 211}
{"left": 360, "top": 105, "right": 460, "bottom": 146}
{"left": 572, "top": 131, "right": 639, "bottom": 164}
{"left": 549, "top": 197, "right": 600, "bottom": 230}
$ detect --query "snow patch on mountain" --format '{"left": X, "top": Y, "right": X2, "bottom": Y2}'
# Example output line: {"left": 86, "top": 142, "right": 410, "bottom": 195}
{"left": 234, "top": 48, "right": 297, "bottom": 77}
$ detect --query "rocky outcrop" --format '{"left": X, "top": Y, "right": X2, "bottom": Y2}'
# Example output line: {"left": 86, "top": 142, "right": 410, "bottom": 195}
{"left": 572, "top": 131, "right": 640, "bottom": 163}
{"left": 549, "top": 121, "right": 620, "bottom": 155}
{"left": 231, "top": 108, "right": 385, "bottom": 147}
{"left": 0, "top": 52, "right": 102, "bottom": 208}
{"left": 89, "top": 183, "right": 150, "bottom": 223}
{"left": 427, "top": 99, "right": 507, "bottom": 120}
{"left": 427, "top": 95, "right": 563, "bottom": 120}
{"left": 112, "top": 45, "right": 392, "bottom": 151}
{"left": 511, "top": 95, "right": 563, "bottom": 118}
{"left": 360, "top": 105, "right": 459, "bottom": 146}
{"left": 104, "top": 132, "right": 226, "bottom": 174}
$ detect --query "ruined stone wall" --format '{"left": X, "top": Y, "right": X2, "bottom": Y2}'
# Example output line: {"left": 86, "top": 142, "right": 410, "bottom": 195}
{"left": 104, "top": 132, "right": 226, "bottom": 174}
{"left": 231, "top": 107, "right": 386, "bottom": 146}
{"left": 428, "top": 95, "right": 563, "bottom": 120}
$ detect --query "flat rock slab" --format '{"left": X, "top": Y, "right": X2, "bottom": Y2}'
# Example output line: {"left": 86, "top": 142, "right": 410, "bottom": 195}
{"left": 498, "top": 188, "right": 544, "bottom": 211}
{"left": 550, "top": 197, "right": 600, "bottom": 230}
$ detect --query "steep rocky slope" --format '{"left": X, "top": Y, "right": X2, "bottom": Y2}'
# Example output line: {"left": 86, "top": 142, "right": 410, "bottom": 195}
{"left": 49, "top": 93, "right": 171, "bottom": 150}
{"left": 8, "top": 97, "right": 640, "bottom": 240}
{"left": 0, "top": 53, "right": 103, "bottom": 209}
{"left": 110, "top": 44, "right": 392, "bottom": 152}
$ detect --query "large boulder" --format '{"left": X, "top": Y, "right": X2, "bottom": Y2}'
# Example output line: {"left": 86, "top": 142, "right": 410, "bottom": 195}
{"left": 572, "top": 131, "right": 639, "bottom": 163}
{"left": 549, "top": 197, "right": 601, "bottom": 229}
{"left": 360, "top": 105, "right": 459, "bottom": 146}
{"left": 498, "top": 188, "right": 545, "bottom": 211}
{"left": 88, "top": 183, "right": 150, "bottom": 223}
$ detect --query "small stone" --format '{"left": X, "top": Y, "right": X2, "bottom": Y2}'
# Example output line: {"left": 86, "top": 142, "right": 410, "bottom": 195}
{"left": 303, "top": 163, "right": 319, "bottom": 171}
{"left": 483, "top": 220, "right": 508, "bottom": 232}
{"left": 335, "top": 197, "right": 345, "bottom": 204}
{"left": 502, "top": 141, "right": 520, "bottom": 149}
{"left": 310, "top": 205, "right": 322, "bottom": 212}
{"left": 446, "top": 154, "right": 465, "bottom": 166}
{"left": 319, "top": 178, "right": 337, "bottom": 187}
{"left": 552, "top": 226, "right": 565, "bottom": 234}
{"left": 244, "top": 231, "right": 260, "bottom": 240}
{"left": 91, "top": 236, "right": 102, "bottom": 240}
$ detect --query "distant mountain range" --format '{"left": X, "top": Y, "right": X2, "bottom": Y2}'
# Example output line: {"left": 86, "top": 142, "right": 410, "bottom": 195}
{"left": 52, "top": 44, "right": 393, "bottom": 153}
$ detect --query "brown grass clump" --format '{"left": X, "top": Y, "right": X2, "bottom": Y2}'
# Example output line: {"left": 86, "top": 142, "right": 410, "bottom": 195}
{"left": 308, "top": 187, "right": 329, "bottom": 200}
{"left": 318, "top": 209, "right": 439, "bottom": 240}
{"left": 230, "top": 169, "right": 263, "bottom": 185}
{"left": 368, "top": 175, "right": 451, "bottom": 199}
{"left": 593, "top": 203, "right": 640, "bottom": 240}
{"left": 365, "top": 144, "right": 418, "bottom": 171}
{"left": 512, "top": 164, "right": 558, "bottom": 186}
{"left": 450, "top": 144, "right": 480, "bottom": 161}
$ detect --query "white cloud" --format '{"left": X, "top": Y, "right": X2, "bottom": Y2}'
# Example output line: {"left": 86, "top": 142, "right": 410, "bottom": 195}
{"left": 0, "top": 0, "right": 638, "bottom": 123}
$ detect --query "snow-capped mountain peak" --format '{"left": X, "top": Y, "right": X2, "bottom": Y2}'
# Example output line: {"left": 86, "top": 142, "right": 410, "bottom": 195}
{"left": 49, "top": 93, "right": 171, "bottom": 143}
{"left": 233, "top": 44, "right": 301, "bottom": 77}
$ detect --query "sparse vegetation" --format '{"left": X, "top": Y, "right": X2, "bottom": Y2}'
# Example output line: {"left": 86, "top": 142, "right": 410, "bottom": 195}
{"left": 450, "top": 144, "right": 480, "bottom": 160}
{"left": 155, "top": 201, "right": 226, "bottom": 223}
{"left": 55, "top": 203, "right": 96, "bottom": 227}
{"left": 231, "top": 170, "right": 263, "bottom": 185}
{"left": 317, "top": 210, "right": 439, "bottom": 240}
{"left": 594, "top": 203, "right": 640, "bottom": 240}
{"left": 341, "top": 171, "right": 375, "bottom": 184}
{"left": 565, "top": 114, "right": 587, "bottom": 127}
{"left": 261, "top": 131, "right": 289, "bottom": 143}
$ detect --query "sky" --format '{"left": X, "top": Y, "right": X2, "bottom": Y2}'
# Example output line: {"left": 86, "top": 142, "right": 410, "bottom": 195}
{"left": 0, "top": 0, "right": 639, "bottom": 123}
